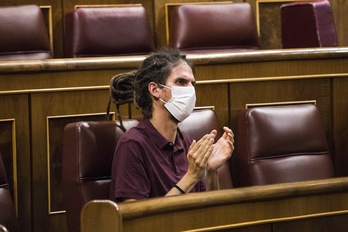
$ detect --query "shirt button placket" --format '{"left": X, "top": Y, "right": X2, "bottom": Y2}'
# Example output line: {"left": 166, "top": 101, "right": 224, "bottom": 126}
{"left": 168, "top": 142, "right": 178, "bottom": 174}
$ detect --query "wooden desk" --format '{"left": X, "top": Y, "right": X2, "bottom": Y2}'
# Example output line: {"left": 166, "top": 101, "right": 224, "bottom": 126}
{"left": 81, "top": 177, "right": 348, "bottom": 232}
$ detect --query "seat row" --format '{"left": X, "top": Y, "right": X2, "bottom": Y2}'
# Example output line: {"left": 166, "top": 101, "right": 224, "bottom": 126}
{"left": 62, "top": 103, "right": 334, "bottom": 232}
{"left": 0, "top": 1, "right": 338, "bottom": 60}
{"left": 0, "top": 102, "right": 336, "bottom": 232}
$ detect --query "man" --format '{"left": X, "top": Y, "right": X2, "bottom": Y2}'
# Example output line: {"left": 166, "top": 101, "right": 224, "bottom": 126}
{"left": 110, "top": 47, "right": 234, "bottom": 202}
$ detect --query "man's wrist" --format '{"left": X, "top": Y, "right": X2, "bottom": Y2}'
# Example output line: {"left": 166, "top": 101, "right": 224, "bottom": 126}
{"left": 206, "top": 167, "right": 219, "bottom": 176}
{"left": 173, "top": 184, "right": 185, "bottom": 194}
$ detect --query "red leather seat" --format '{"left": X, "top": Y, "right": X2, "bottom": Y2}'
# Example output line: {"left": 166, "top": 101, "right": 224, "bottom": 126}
{"left": 235, "top": 103, "right": 335, "bottom": 187}
{"left": 62, "top": 120, "right": 139, "bottom": 232}
{"left": 168, "top": 3, "right": 259, "bottom": 53}
{"left": 0, "top": 5, "right": 51, "bottom": 60}
{"left": 281, "top": 0, "right": 338, "bottom": 48}
{"left": 0, "top": 153, "right": 20, "bottom": 232}
{"left": 64, "top": 6, "right": 155, "bottom": 58}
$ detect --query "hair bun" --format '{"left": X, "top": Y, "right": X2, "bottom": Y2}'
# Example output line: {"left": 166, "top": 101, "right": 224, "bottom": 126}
{"left": 109, "top": 70, "right": 137, "bottom": 105}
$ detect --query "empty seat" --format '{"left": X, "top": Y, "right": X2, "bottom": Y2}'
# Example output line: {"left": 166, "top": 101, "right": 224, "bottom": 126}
{"left": 235, "top": 103, "right": 335, "bottom": 187}
{"left": 62, "top": 120, "right": 139, "bottom": 232}
{"left": 168, "top": 3, "right": 259, "bottom": 53}
{"left": 64, "top": 5, "right": 155, "bottom": 58}
{"left": 0, "top": 153, "right": 20, "bottom": 232}
{"left": 0, "top": 4, "right": 52, "bottom": 60}
{"left": 281, "top": 0, "right": 338, "bottom": 48}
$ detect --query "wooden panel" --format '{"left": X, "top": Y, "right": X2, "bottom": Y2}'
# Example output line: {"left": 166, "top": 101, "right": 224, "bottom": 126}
{"left": 0, "top": 69, "right": 131, "bottom": 92}
{"left": 330, "top": 0, "right": 348, "bottom": 47}
{"left": 332, "top": 77, "right": 348, "bottom": 177}
{"left": 257, "top": 1, "right": 284, "bottom": 49}
{"left": 195, "top": 84, "right": 230, "bottom": 130}
{"left": 0, "top": 94, "right": 31, "bottom": 232}
{"left": 30, "top": 90, "right": 111, "bottom": 232}
{"left": 253, "top": 0, "right": 308, "bottom": 49}
{"left": 273, "top": 214, "right": 348, "bottom": 232}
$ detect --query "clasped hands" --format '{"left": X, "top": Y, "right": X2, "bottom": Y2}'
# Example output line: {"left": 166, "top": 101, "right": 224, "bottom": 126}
{"left": 187, "top": 127, "right": 234, "bottom": 180}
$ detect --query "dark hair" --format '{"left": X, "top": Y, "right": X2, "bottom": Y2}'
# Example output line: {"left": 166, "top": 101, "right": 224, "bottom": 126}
{"left": 107, "top": 47, "right": 194, "bottom": 122}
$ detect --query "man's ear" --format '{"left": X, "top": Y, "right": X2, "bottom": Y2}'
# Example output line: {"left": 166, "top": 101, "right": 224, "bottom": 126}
{"left": 148, "top": 82, "right": 160, "bottom": 99}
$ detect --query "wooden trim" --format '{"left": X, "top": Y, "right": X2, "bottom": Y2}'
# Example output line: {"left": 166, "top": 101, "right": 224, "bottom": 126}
{"left": 40, "top": 6, "right": 54, "bottom": 54}
{"left": 0, "top": 73, "right": 346, "bottom": 96}
{"left": 74, "top": 4, "right": 142, "bottom": 9}
{"left": 245, "top": 100, "right": 316, "bottom": 109}
{"left": 0, "top": 47, "right": 347, "bottom": 73}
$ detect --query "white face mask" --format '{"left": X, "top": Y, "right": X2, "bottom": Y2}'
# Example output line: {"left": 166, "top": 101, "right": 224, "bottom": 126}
{"left": 159, "top": 84, "right": 196, "bottom": 122}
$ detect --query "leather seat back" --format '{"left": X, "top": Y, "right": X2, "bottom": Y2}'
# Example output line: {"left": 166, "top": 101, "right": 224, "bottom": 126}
{"left": 168, "top": 3, "right": 259, "bottom": 53}
{"left": 64, "top": 6, "right": 155, "bottom": 57}
{"left": 0, "top": 5, "right": 51, "bottom": 60}
{"left": 62, "top": 120, "right": 139, "bottom": 232}
{"left": 235, "top": 103, "right": 335, "bottom": 186}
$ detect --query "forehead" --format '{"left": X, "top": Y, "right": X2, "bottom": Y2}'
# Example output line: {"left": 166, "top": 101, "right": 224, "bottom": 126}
{"left": 166, "top": 62, "right": 195, "bottom": 82}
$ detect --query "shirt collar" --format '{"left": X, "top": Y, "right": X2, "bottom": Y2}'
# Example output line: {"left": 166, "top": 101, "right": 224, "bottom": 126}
{"left": 140, "top": 118, "right": 184, "bottom": 151}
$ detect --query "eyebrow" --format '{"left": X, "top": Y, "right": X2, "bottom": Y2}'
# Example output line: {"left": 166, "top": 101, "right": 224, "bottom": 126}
{"left": 175, "top": 77, "right": 196, "bottom": 85}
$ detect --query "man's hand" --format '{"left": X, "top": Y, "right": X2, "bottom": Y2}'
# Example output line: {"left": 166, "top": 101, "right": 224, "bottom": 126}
{"left": 186, "top": 132, "right": 216, "bottom": 181}
{"left": 207, "top": 127, "right": 234, "bottom": 171}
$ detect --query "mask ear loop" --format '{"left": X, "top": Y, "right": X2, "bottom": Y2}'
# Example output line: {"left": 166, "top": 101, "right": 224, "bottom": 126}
{"left": 157, "top": 83, "right": 171, "bottom": 90}
{"left": 156, "top": 83, "right": 171, "bottom": 104}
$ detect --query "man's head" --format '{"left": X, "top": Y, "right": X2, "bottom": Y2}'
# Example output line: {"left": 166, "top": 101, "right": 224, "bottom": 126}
{"left": 134, "top": 47, "right": 194, "bottom": 119}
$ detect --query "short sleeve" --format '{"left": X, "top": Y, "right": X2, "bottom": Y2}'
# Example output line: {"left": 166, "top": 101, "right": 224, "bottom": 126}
{"left": 111, "top": 137, "right": 150, "bottom": 201}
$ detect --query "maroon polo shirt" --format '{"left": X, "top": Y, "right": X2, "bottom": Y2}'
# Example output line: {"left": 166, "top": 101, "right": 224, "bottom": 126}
{"left": 110, "top": 118, "right": 206, "bottom": 202}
